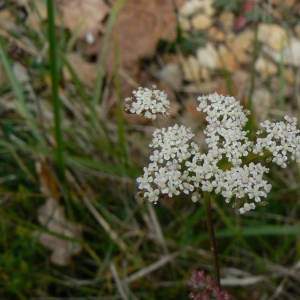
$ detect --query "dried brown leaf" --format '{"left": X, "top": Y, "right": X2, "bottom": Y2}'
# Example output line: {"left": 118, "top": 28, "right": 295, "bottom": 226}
{"left": 26, "top": 0, "right": 47, "bottom": 30}
{"left": 88, "top": 0, "right": 186, "bottom": 77}
{"left": 35, "top": 160, "right": 82, "bottom": 265}
{"left": 57, "top": 0, "right": 110, "bottom": 42}
{"left": 63, "top": 53, "right": 98, "bottom": 88}
{"left": 35, "top": 198, "right": 82, "bottom": 266}
{"left": 36, "top": 160, "right": 60, "bottom": 200}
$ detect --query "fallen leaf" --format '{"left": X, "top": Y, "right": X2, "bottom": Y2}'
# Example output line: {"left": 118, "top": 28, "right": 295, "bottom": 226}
{"left": 26, "top": 0, "right": 48, "bottom": 30}
{"left": 0, "top": 7, "right": 16, "bottom": 32}
{"left": 57, "top": 0, "right": 110, "bottom": 43}
{"left": 87, "top": 0, "right": 186, "bottom": 77}
{"left": 36, "top": 160, "right": 60, "bottom": 200}
{"left": 35, "top": 197, "right": 82, "bottom": 266}
{"left": 63, "top": 53, "right": 98, "bottom": 88}
{"left": 35, "top": 160, "right": 82, "bottom": 265}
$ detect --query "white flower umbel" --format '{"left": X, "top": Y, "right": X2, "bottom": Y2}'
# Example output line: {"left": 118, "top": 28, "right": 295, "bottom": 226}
{"left": 133, "top": 89, "right": 300, "bottom": 213}
{"left": 137, "top": 125, "right": 198, "bottom": 203}
{"left": 124, "top": 86, "right": 170, "bottom": 119}
{"left": 254, "top": 116, "right": 300, "bottom": 167}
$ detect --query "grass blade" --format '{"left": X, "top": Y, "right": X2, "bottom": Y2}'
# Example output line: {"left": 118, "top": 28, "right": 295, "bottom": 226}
{"left": 47, "top": 0, "right": 65, "bottom": 181}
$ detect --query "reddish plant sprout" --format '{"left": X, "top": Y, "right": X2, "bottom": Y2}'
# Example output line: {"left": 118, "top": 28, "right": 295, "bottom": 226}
{"left": 188, "top": 270, "right": 231, "bottom": 300}
{"left": 233, "top": 1, "right": 255, "bottom": 32}
{"left": 242, "top": 1, "right": 254, "bottom": 12}
{"left": 233, "top": 15, "right": 249, "bottom": 32}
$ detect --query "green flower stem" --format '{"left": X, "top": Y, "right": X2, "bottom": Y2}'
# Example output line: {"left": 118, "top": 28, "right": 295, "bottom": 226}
{"left": 47, "top": 0, "right": 65, "bottom": 182}
{"left": 204, "top": 191, "right": 220, "bottom": 287}
{"left": 152, "top": 119, "right": 159, "bottom": 128}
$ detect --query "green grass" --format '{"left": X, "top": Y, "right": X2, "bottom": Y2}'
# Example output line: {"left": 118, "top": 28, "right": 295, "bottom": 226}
{"left": 0, "top": 0, "right": 300, "bottom": 299}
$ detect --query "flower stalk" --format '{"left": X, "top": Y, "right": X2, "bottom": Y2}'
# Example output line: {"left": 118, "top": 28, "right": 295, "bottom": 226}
{"left": 204, "top": 191, "right": 220, "bottom": 287}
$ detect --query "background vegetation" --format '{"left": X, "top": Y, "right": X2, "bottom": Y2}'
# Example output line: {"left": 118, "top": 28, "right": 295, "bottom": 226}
{"left": 0, "top": 0, "right": 300, "bottom": 299}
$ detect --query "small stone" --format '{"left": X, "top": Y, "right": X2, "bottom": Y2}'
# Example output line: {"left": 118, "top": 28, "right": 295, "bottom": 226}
{"left": 208, "top": 26, "right": 225, "bottom": 42}
{"left": 180, "top": 0, "right": 214, "bottom": 18}
{"left": 285, "top": 68, "right": 295, "bottom": 84}
{"left": 0, "top": 9, "right": 15, "bottom": 31}
{"left": 181, "top": 56, "right": 200, "bottom": 82}
{"left": 191, "top": 14, "right": 213, "bottom": 31}
{"left": 218, "top": 45, "right": 239, "bottom": 72}
{"left": 270, "top": 77, "right": 280, "bottom": 90}
{"left": 263, "top": 37, "right": 300, "bottom": 67}
{"left": 255, "top": 56, "right": 278, "bottom": 79}
{"left": 272, "top": 0, "right": 295, "bottom": 8}
{"left": 258, "top": 24, "right": 288, "bottom": 51}
{"left": 294, "top": 23, "right": 300, "bottom": 39}
{"left": 13, "top": 62, "right": 30, "bottom": 83}
{"left": 199, "top": 66, "right": 211, "bottom": 81}
{"left": 219, "top": 12, "right": 235, "bottom": 32}
{"left": 229, "top": 30, "right": 254, "bottom": 64}
{"left": 178, "top": 16, "right": 191, "bottom": 31}
{"left": 158, "top": 63, "right": 182, "bottom": 91}
{"left": 232, "top": 70, "right": 250, "bottom": 100}
{"left": 196, "top": 43, "right": 219, "bottom": 69}
{"left": 268, "top": 77, "right": 294, "bottom": 99}
{"left": 252, "top": 88, "right": 272, "bottom": 122}
{"left": 182, "top": 81, "right": 218, "bottom": 94}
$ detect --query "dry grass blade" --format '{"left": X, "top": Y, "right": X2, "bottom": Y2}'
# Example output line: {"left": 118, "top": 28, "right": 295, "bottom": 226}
{"left": 146, "top": 202, "right": 168, "bottom": 254}
{"left": 0, "top": 28, "right": 39, "bottom": 57}
{"left": 109, "top": 262, "right": 129, "bottom": 300}
{"left": 68, "top": 171, "right": 128, "bottom": 253}
{"left": 123, "top": 251, "right": 180, "bottom": 284}
{"left": 82, "top": 193, "right": 128, "bottom": 253}
{"left": 221, "top": 275, "right": 267, "bottom": 286}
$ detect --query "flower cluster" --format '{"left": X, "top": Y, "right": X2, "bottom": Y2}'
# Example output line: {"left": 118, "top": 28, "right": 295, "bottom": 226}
{"left": 197, "top": 93, "right": 253, "bottom": 166}
{"left": 254, "top": 115, "right": 300, "bottom": 168}
{"left": 124, "top": 86, "right": 170, "bottom": 119}
{"left": 136, "top": 124, "right": 198, "bottom": 203}
{"left": 188, "top": 269, "right": 231, "bottom": 300}
{"left": 130, "top": 89, "right": 300, "bottom": 213}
